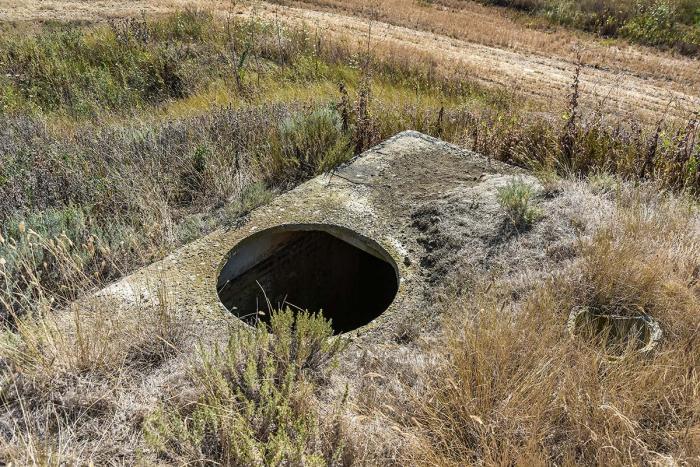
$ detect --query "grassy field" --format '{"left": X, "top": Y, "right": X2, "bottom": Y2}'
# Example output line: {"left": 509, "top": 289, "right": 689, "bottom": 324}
{"left": 302, "top": 0, "right": 700, "bottom": 55}
{"left": 285, "top": 0, "right": 700, "bottom": 90}
{"left": 0, "top": 6, "right": 699, "bottom": 466}
{"left": 474, "top": 0, "right": 700, "bottom": 54}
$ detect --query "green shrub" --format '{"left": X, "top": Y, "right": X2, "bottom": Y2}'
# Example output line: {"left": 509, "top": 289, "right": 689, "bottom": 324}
{"left": 620, "top": 1, "right": 680, "bottom": 46}
{"left": 475, "top": 0, "right": 700, "bottom": 55}
{"left": 272, "top": 108, "right": 353, "bottom": 183}
{"left": 224, "top": 182, "right": 275, "bottom": 225}
{"left": 497, "top": 178, "right": 542, "bottom": 230}
{"left": 143, "top": 308, "right": 347, "bottom": 465}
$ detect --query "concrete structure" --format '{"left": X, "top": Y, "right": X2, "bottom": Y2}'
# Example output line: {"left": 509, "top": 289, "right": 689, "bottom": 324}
{"left": 97, "top": 131, "right": 518, "bottom": 338}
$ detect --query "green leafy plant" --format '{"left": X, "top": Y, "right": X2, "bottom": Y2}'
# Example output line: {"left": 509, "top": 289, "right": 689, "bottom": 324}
{"left": 497, "top": 178, "right": 542, "bottom": 229}
{"left": 272, "top": 107, "right": 353, "bottom": 183}
{"left": 144, "top": 308, "right": 347, "bottom": 465}
{"left": 620, "top": 1, "right": 680, "bottom": 46}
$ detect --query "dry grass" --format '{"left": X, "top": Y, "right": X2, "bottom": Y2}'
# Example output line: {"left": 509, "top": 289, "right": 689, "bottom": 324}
{"left": 0, "top": 8, "right": 699, "bottom": 466}
{"left": 2, "top": 1, "right": 699, "bottom": 120}
{"left": 405, "top": 186, "right": 700, "bottom": 465}
{"left": 0, "top": 284, "right": 193, "bottom": 464}
{"left": 4, "top": 173, "right": 697, "bottom": 465}
{"left": 288, "top": 0, "right": 700, "bottom": 93}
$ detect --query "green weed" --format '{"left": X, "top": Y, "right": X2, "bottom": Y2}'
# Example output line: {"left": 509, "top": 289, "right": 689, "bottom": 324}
{"left": 497, "top": 178, "right": 542, "bottom": 229}
{"left": 143, "top": 308, "right": 347, "bottom": 465}
{"left": 272, "top": 107, "right": 353, "bottom": 183}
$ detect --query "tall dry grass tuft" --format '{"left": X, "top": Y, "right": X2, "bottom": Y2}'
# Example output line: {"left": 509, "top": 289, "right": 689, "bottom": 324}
{"left": 0, "top": 212, "right": 126, "bottom": 325}
{"left": 409, "top": 187, "right": 700, "bottom": 465}
{"left": 0, "top": 281, "right": 192, "bottom": 464}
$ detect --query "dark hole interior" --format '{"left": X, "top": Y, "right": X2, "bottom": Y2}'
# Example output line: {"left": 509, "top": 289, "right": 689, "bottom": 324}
{"left": 216, "top": 227, "right": 399, "bottom": 334}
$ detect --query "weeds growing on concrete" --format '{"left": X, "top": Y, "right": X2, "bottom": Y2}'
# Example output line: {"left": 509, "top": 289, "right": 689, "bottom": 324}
{"left": 395, "top": 185, "right": 700, "bottom": 465}
{"left": 497, "top": 178, "right": 542, "bottom": 230}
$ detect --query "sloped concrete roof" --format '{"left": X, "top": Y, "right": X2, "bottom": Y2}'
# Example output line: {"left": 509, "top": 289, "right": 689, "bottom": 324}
{"left": 96, "top": 131, "right": 519, "bottom": 340}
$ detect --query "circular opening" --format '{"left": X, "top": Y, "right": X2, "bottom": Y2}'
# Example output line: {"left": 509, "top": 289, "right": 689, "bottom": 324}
{"left": 216, "top": 224, "right": 399, "bottom": 334}
{"left": 567, "top": 307, "right": 663, "bottom": 354}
